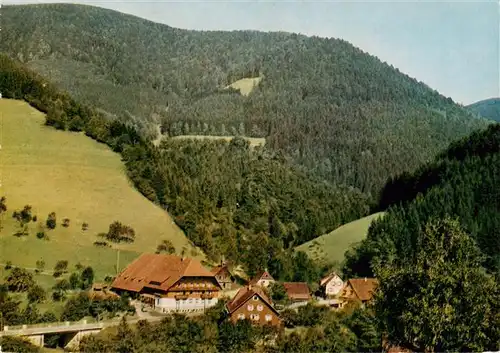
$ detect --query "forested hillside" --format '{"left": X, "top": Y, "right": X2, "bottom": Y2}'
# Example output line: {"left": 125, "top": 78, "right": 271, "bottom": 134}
{"left": 467, "top": 98, "right": 500, "bottom": 122}
{"left": 1, "top": 3, "right": 490, "bottom": 198}
{"left": 0, "top": 54, "right": 366, "bottom": 280}
{"left": 344, "top": 123, "right": 500, "bottom": 278}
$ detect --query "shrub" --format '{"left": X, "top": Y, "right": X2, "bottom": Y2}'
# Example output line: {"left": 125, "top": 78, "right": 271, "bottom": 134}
{"left": 46, "top": 212, "right": 57, "bottom": 229}
{"left": 69, "top": 272, "right": 81, "bottom": 289}
{"left": 5, "top": 267, "right": 35, "bottom": 292}
{"left": 103, "top": 221, "right": 135, "bottom": 243}
{"left": 36, "top": 231, "right": 46, "bottom": 239}
{"left": 93, "top": 241, "right": 109, "bottom": 247}
{"left": 53, "top": 279, "right": 70, "bottom": 291}
{"left": 35, "top": 260, "right": 45, "bottom": 273}
{"left": 27, "top": 285, "right": 46, "bottom": 303}
{"left": 54, "top": 260, "right": 69, "bottom": 273}
{"left": 52, "top": 290, "right": 66, "bottom": 302}
{"left": 81, "top": 267, "right": 94, "bottom": 289}
{"left": 5, "top": 261, "right": 12, "bottom": 270}
{"left": 62, "top": 218, "right": 70, "bottom": 228}
{"left": 156, "top": 239, "right": 176, "bottom": 254}
{"left": 82, "top": 222, "right": 89, "bottom": 231}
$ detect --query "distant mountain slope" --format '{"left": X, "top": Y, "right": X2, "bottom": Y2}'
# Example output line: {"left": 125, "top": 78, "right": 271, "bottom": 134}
{"left": 467, "top": 98, "right": 500, "bottom": 122}
{"left": 345, "top": 123, "right": 500, "bottom": 278}
{"left": 1, "top": 3, "right": 490, "bottom": 199}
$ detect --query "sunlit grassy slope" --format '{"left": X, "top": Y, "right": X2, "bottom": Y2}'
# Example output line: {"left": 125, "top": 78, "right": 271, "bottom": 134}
{"left": 0, "top": 99, "right": 199, "bottom": 280}
{"left": 171, "top": 135, "right": 265, "bottom": 147}
{"left": 295, "top": 212, "right": 386, "bottom": 265}
{"left": 225, "top": 77, "right": 262, "bottom": 96}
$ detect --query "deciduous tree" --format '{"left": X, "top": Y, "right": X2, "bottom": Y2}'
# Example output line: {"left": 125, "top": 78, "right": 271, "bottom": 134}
{"left": 374, "top": 217, "right": 500, "bottom": 352}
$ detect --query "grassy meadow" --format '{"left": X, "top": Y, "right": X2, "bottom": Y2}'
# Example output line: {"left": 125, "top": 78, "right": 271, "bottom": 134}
{"left": 296, "top": 212, "right": 386, "bottom": 265}
{"left": 225, "top": 76, "right": 262, "bottom": 96}
{"left": 0, "top": 99, "right": 199, "bottom": 282}
{"left": 170, "top": 134, "right": 266, "bottom": 147}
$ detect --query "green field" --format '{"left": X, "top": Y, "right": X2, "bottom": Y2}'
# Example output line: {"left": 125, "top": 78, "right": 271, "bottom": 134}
{"left": 225, "top": 76, "right": 262, "bottom": 96}
{"left": 171, "top": 135, "right": 266, "bottom": 147}
{"left": 0, "top": 99, "right": 199, "bottom": 281}
{"left": 296, "top": 212, "right": 386, "bottom": 265}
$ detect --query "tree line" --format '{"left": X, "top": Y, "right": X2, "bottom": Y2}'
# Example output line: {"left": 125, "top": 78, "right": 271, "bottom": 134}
{"left": 345, "top": 123, "right": 500, "bottom": 278}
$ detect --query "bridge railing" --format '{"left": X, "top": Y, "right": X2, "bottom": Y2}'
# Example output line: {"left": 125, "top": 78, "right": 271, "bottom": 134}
{"left": 3, "top": 317, "right": 101, "bottom": 331}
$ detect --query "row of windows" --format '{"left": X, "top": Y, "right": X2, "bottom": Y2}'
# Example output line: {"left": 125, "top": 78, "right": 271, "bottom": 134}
{"left": 159, "top": 298, "right": 214, "bottom": 304}
{"left": 247, "top": 304, "right": 264, "bottom": 312}
{"left": 180, "top": 282, "right": 214, "bottom": 288}
{"left": 183, "top": 298, "right": 213, "bottom": 304}
{"left": 237, "top": 313, "right": 272, "bottom": 322}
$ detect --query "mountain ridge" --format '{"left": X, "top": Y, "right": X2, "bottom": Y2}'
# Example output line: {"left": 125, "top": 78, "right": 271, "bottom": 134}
{"left": 467, "top": 97, "right": 500, "bottom": 122}
{"left": 1, "top": 3, "right": 490, "bottom": 200}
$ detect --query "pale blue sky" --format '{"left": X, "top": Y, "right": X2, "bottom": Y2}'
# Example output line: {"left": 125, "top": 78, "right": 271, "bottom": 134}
{"left": 5, "top": 0, "right": 499, "bottom": 105}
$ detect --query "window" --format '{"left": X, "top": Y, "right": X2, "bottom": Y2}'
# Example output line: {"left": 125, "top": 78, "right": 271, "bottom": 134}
{"left": 257, "top": 305, "right": 263, "bottom": 312}
{"left": 253, "top": 295, "right": 258, "bottom": 301}
{"left": 265, "top": 315, "right": 272, "bottom": 322}
{"left": 247, "top": 304, "right": 254, "bottom": 311}
{"left": 250, "top": 314, "right": 260, "bottom": 321}
{"left": 237, "top": 314, "right": 245, "bottom": 320}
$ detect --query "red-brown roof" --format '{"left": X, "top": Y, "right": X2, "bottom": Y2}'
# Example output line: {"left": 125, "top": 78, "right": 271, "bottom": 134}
{"left": 248, "top": 270, "right": 274, "bottom": 285}
{"left": 226, "top": 285, "right": 279, "bottom": 317}
{"left": 111, "top": 253, "right": 216, "bottom": 293}
{"left": 283, "top": 282, "right": 311, "bottom": 301}
{"left": 211, "top": 264, "right": 232, "bottom": 276}
{"left": 346, "top": 278, "right": 379, "bottom": 301}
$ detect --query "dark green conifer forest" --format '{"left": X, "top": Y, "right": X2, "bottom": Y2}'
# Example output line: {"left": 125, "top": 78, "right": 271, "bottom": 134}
{"left": 1, "top": 4, "right": 489, "bottom": 199}
{"left": 2, "top": 4, "right": 500, "bottom": 350}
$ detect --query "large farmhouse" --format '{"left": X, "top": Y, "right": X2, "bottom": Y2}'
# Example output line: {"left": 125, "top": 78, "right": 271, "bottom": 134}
{"left": 111, "top": 253, "right": 221, "bottom": 313}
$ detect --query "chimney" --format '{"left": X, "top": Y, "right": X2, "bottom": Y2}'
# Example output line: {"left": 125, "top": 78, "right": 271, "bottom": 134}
{"left": 364, "top": 277, "right": 367, "bottom": 282}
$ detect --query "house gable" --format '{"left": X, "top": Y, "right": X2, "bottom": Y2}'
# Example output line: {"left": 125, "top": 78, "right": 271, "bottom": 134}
{"left": 227, "top": 286, "right": 281, "bottom": 326}
{"left": 322, "top": 273, "right": 344, "bottom": 296}
{"left": 249, "top": 270, "right": 275, "bottom": 287}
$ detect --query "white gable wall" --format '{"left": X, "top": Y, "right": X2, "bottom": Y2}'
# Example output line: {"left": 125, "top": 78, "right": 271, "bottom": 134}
{"left": 324, "top": 275, "right": 344, "bottom": 296}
